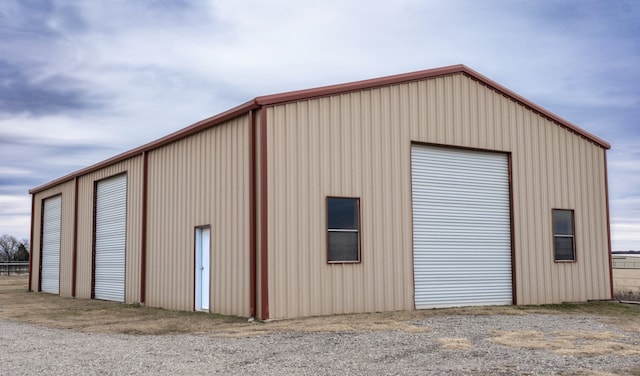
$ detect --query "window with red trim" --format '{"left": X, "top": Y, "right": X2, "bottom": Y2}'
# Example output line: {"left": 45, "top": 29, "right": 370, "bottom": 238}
{"left": 327, "top": 197, "right": 360, "bottom": 263}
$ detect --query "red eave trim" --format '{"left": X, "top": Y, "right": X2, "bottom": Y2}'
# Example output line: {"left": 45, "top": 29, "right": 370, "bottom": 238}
{"left": 29, "top": 100, "right": 260, "bottom": 194}
{"left": 254, "top": 64, "right": 610, "bottom": 150}
{"left": 255, "top": 65, "right": 466, "bottom": 106}
{"left": 30, "top": 64, "right": 610, "bottom": 195}
{"left": 458, "top": 66, "right": 611, "bottom": 150}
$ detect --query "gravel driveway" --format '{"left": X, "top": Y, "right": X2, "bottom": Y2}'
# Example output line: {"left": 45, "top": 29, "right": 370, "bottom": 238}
{"left": 1, "top": 313, "right": 639, "bottom": 375}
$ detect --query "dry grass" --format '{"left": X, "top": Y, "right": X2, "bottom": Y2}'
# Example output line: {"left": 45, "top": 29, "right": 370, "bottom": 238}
{"left": 0, "top": 276, "right": 243, "bottom": 335}
{"left": 613, "top": 268, "right": 640, "bottom": 302}
{"left": 2, "top": 275, "right": 640, "bottom": 338}
{"left": 491, "top": 330, "right": 640, "bottom": 356}
{"left": 561, "top": 371, "right": 621, "bottom": 376}
{"left": 0, "top": 276, "right": 431, "bottom": 336}
{"left": 437, "top": 337, "right": 472, "bottom": 350}
{"left": 563, "top": 370, "right": 640, "bottom": 376}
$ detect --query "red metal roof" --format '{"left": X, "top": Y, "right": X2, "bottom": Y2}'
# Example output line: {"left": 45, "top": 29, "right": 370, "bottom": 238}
{"left": 30, "top": 64, "right": 610, "bottom": 194}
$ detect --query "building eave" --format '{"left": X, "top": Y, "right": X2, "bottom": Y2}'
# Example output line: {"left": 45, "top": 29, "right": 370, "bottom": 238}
{"left": 30, "top": 64, "right": 610, "bottom": 194}
{"left": 255, "top": 64, "right": 610, "bottom": 150}
{"left": 29, "top": 100, "right": 259, "bottom": 194}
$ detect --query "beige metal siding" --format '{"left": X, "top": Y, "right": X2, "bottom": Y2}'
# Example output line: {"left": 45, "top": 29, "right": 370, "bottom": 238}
{"left": 146, "top": 115, "right": 251, "bottom": 316}
{"left": 266, "top": 93, "right": 415, "bottom": 319}
{"left": 31, "top": 181, "right": 75, "bottom": 297}
{"left": 265, "top": 73, "right": 610, "bottom": 318}
{"left": 75, "top": 157, "right": 143, "bottom": 303}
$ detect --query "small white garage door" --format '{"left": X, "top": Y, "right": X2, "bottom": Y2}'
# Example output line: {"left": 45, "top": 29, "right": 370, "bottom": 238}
{"left": 94, "top": 174, "right": 127, "bottom": 302}
{"left": 41, "top": 195, "right": 62, "bottom": 294}
{"left": 411, "top": 145, "right": 512, "bottom": 309}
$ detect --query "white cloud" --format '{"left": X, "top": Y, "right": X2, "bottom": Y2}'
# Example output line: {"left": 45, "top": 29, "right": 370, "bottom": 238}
{"left": 0, "top": 0, "right": 639, "bottom": 250}
{"left": 0, "top": 194, "right": 31, "bottom": 240}
{"left": 611, "top": 219, "right": 640, "bottom": 251}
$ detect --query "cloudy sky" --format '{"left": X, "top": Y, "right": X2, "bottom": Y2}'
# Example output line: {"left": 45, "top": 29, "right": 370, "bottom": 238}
{"left": 1, "top": 0, "right": 638, "bottom": 251}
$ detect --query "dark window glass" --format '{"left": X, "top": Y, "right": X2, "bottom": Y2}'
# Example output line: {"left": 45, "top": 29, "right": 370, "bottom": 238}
{"left": 552, "top": 209, "right": 575, "bottom": 262}
{"left": 328, "top": 232, "right": 359, "bottom": 262}
{"left": 554, "top": 237, "right": 575, "bottom": 261}
{"left": 553, "top": 210, "right": 574, "bottom": 236}
{"left": 327, "top": 197, "right": 360, "bottom": 263}
{"left": 328, "top": 198, "right": 359, "bottom": 229}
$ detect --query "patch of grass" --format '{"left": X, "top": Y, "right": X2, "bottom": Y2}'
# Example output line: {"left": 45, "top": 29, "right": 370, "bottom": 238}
{"left": 559, "top": 371, "right": 619, "bottom": 376}
{"left": 516, "top": 301, "right": 640, "bottom": 334}
{"left": 437, "top": 337, "right": 472, "bottom": 350}
{"left": 621, "top": 368, "right": 640, "bottom": 376}
{"left": 0, "top": 275, "right": 251, "bottom": 335}
{"left": 491, "top": 330, "right": 640, "bottom": 356}
{"left": 2, "top": 275, "right": 639, "bottom": 339}
{"left": 615, "top": 291, "right": 640, "bottom": 302}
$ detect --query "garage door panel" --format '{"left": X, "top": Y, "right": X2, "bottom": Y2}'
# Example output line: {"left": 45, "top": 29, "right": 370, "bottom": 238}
{"left": 412, "top": 145, "right": 512, "bottom": 309}
{"left": 94, "top": 174, "right": 126, "bottom": 302}
{"left": 41, "top": 195, "right": 61, "bottom": 294}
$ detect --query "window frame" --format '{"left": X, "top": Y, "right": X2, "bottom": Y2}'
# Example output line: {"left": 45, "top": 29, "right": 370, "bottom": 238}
{"left": 326, "top": 196, "right": 361, "bottom": 264}
{"left": 552, "top": 209, "right": 576, "bottom": 263}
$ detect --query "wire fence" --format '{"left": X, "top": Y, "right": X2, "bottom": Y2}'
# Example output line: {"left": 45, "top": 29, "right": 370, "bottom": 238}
{"left": 0, "top": 262, "right": 29, "bottom": 275}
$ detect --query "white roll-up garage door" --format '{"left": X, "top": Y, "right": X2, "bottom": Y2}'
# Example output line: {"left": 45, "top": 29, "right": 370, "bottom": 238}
{"left": 411, "top": 145, "right": 512, "bottom": 309}
{"left": 94, "top": 174, "right": 127, "bottom": 302}
{"left": 41, "top": 195, "right": 61, "bottom": 294}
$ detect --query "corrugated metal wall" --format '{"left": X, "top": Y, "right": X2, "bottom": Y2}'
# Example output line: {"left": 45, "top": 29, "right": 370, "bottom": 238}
{"left": 31, "top": 181, "right": 75, "bottom": 297}
{"left": 76, "top": 157, "right": 143, "bottom": 303}
{"left": 266, "top": 91, "right": 416, "bottom": 319}
{"left": 265, "top": 72, "right": 610, "bottom": 319}
{"left": 146, "top": 115, "right": 251, "bottom": 316}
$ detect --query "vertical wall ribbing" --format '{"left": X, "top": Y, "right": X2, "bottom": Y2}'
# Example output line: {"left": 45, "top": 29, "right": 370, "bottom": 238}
{"left": 145, "top": 116, "right": 251, "bottom": 316}
{"left": 265, "top": 73, "right": 609, "bottom": 318}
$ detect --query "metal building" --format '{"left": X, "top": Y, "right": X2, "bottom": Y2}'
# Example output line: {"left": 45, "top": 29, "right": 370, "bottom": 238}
{"left": 29, "top": 65, "right": 613, "bottom": 320}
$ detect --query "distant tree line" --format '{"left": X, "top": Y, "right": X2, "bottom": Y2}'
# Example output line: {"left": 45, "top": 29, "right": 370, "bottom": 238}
{"left": 612, "top": 250, "right": 640, "bottom": 254}
{"left": 0, "top": 234, "right": 29, "bottom": 262}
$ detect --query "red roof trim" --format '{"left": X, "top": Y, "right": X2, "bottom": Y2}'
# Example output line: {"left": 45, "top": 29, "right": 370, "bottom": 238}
{"left": 254, "top": 64, "right": 610, "bottom": 149}
{"left": 29, "top": 100, "right": 259, "bottom": 193}
{"left": 30, "top": 64, "right": 609, "bottom": 194}
{"left": 458, "top": 66, "right": 610, "bottom": 149}
{"left": 255, "top": 65, "right": 466, "bottom": 106}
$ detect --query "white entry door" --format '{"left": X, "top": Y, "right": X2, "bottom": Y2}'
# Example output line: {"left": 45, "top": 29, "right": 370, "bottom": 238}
{"left": 195, "top": 227, "right": 210, "bottom": 311}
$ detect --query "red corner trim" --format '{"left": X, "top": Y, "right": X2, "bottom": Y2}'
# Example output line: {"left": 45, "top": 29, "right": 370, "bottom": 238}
{"left": 28, "top": 194, "right": 35, "bottom": 292}
{"left": 72, "top": 177, "right": 79, "bottom": 297}
{"left": 604, "top": 151, "right": 614, "bottom": 299}
{"left": 260, "top": 109, "right": 269, "bottom": 320}
{"left": 249, "top": 110, "right": 257, "bottom": 318}
{"left": 141, "top": 151, "right": 148, "bottom": 304}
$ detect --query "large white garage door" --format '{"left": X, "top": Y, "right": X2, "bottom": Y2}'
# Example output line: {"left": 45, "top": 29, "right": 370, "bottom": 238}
{"left": 94, "top": 174, "right": 127, "bottom": 302}
{"left": 41, "top": 195, "right": 62, "bottom": 294}
{"left": 412, "top": 145, "right": 512, "bottom": 309}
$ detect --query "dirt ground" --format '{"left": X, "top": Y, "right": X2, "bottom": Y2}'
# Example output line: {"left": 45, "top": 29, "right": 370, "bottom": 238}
{"left": 3, "top": 275, "right": 640, "bottom": 375}
{"left": 2, "top": 275, "right": 639, "bottom": 337}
